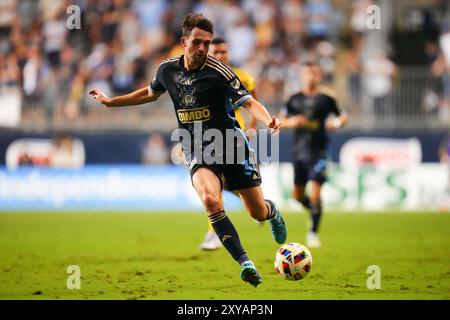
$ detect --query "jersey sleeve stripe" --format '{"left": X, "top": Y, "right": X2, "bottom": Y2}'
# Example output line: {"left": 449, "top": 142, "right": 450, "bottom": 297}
{"left": 205, "top": 62, "right": 233, "bottom": 81}
{"left": 207, "top": 56, "right": 235, "bottom": 75}
{"left": 234, "top": 94, "right": 252, "bottom": 107}
{"left": 208, "top": 59, "right": 234, "bottom": 78}
{"left": 148, "top": 84, "right": 166, "bottom": 94}
{"left": 205, "top": 59, "right": 233, "bottom": 79}
{"left": 206, "top": 57, "right": 235, "bottom": 79}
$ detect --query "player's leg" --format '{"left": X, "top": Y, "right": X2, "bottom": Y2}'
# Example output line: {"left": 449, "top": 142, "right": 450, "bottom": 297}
{"left": 197, "top": 168, "right": 223, "bottom": 251}
{"left": 238, "top": 186, "right": 287, "bottom": 244}
{"left": 309, "top": 180, "right": 323, "bottom": 223}
{"left": 191, "top": 167, "right": 261, "bottom": 287}
{"left": 199, "top": 221, "right": 222, "bottom": 250}
{"left": 292, "top": 161, "right": 312, "bottom": 209}
{"left": 293, "top": 181, "right": 321, "bottom": 247}
{"left": 199, "top": 190, "right": 242, "bottom": 250}
{"left": 306, "top": 180, "right": 323, "bottom": 248}
{"left": 293, "top": 184, "right": 312, "bottom": 209}
{"left": 305, "top": 159, "right": 327, "bottom": 248}
{"left": 222, "top": 158, "right": 287, "bottom": 244}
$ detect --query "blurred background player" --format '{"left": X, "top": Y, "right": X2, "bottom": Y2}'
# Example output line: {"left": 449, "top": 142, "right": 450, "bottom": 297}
{"left": 208, "top": 37, "right": 258, "bottom": 135}
{"left": 280, "top": 62, "right": 348, "bottom": 248}
{"left": 200, "top": 36, "right": 258, "bottom": 250}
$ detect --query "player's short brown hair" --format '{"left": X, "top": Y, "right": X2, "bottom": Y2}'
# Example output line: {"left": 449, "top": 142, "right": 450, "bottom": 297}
{"left": 301, "top": 61, "right": 318, "bottom": 68}
{"left": 211, "top": 37, "right": 227, "bottom": 45}
{"left": 181, "top": 13, "right": 214, "bottom": 37}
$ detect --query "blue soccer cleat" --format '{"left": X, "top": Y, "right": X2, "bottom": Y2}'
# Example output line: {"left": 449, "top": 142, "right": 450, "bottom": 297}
{"left": 240, "top": 261, "right": 263, "bottom": 288}
{"left": 266, "top": 199, "right": 287, "bottom": 244}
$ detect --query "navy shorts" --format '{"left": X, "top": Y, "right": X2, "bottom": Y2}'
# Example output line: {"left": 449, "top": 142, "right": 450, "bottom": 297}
{"left": 293, "top": 158, "right": 327, "bottom": 186}
{"left": 190, "top": 161, "right": 262, "bottom": 191}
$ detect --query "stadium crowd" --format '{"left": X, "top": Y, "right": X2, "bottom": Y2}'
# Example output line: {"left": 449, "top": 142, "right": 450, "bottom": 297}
{"left": 0, "top": 0, "right": 449, "bottom": 130}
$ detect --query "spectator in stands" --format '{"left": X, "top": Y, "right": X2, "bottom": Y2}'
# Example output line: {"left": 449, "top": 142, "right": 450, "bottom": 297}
{"left": 344, "top": 34, "right": 364, "bottom": 114}
{"left": 5, "top": 0, "right": 444, "bottom": 131}
{"left": 50, "top": 132, "right": 79, "bottom": 168}
{"left": 432, "top": 23, "right": 450, "bottom": 123}
{"left": 0, "top": 0, "right": 16, "bottom": 40}
{"left": 83, "top": 43, "right": 114, "bottom": 107}
{"left": 431, "top": 53, "right": 450, "bottom": 117}
{"left": 350, "top": 0, "right": 372, "bottom": 34}
{"left": 42, "top": 9, "right": 67, "bottom": 68}
{"left": 133, "top": 0, "right": 169, "bottom": 51}
{"left": 18, "top": 153, "right": 34, "bottom": 166}
{"left": 22, "top": 46, "right": 42, "bottom": 97}
{"left": 363, "top": 50, "right": 397, "bottom": 117}
{"left": 304, "top": 0, "right": 334, "bottom": 41}
{"left": 0, "top": 52, "right": 20, "bottom": 88}
{"left": 225, "top": 10, "right": 256, "bottom": 66}
{"left": 142, "top": 132, "right": 169, "bottom": 165}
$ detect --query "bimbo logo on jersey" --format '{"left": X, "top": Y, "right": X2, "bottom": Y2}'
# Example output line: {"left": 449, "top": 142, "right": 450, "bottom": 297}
{"left": 177, "top": 106, "right": 212, "bottom": 123}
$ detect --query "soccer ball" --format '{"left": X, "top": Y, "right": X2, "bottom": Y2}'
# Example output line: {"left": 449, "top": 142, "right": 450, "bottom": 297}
{"left": 274, "top": 242, "right": 312, "bottom": 280}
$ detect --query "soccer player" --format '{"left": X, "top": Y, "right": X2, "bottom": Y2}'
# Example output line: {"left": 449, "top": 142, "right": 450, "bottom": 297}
{"left": 200, "top": 36, "right": 258, "bottom": 251}
{"left": 280, "top": 62, "right": 348, "bottom": 248}
{"left": 89, "top": 13, "right": 286, "bottom": 287}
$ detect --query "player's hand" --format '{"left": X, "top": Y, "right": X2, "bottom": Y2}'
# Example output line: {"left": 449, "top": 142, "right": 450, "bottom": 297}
{"left": 325, "top": 118, "right": 342, "bottom": 131}
{"left": 89, "top": 89, "right": 112, "bottom": 107}
{"left": 245, "top": 128, "right": 257, "bottom": 139}
{"left": 292, "top": 115, "right": 309, "bottom": 127}
{"left": 267, "top": 116, "right": 281, "bottom": 136}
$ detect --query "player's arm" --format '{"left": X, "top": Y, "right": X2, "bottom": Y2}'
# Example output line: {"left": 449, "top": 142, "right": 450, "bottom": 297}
{"left": 89, "top": 87, "right": 162, "bottom": 107}
{"left": 325, "top": 112, "right": 349, "bottom": 131}
{"left": 90, "top": 61, "right": 167, "bottom": 107}
{"left": 279, "top": 109, "right": 319, "bottom": 130}
{"left": 235, "top": 71, "right": 258, "bottom": 132}
{"left": 279, "top": 113, "right": 311, "bottom": 129}
{"left": 246, "top": 89, "right": 258, "bottom": 131}
{"left": 219, "top": 70, "right": 280, "bottom": 134}
{"left": 242, "top": 98, "right": 281, "bottom": 135}
{"left": 238, "top": 88, "right": 258, "bottom": 137}
{"left": 242, "top": 68, "right": 257, "bottom": 131}
{"left": 324, "top": 97, "right": 349, "bottom": 131}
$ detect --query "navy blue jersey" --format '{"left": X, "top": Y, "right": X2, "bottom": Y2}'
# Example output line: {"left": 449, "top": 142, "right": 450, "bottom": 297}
{"left": 149, "top": 55, "right": 253, "bottom": 167}
{"left": 282, "top": 92, "right": 343, "bottom": 161}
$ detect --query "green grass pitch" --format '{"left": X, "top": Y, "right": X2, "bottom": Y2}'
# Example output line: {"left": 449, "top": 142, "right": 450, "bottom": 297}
{"left": 0, "top": 211, "right": 449, "bottom": 300}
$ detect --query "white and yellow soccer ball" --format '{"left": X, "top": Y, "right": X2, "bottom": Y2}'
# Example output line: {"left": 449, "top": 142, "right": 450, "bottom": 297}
{"left": 274, "top": 242, "right": 312, "bottom": 280}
